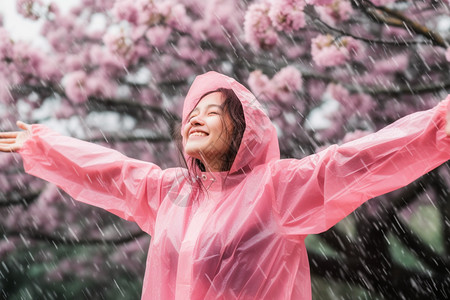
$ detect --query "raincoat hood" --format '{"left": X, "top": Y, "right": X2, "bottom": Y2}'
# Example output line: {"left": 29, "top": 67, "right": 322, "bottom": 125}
{"left": 181, "top": 71, "right": 280, "bottom": 173}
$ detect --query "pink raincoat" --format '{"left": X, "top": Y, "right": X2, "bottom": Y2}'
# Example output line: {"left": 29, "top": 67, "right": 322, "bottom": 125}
{"left": 19, "top": 71, "right": 450, "bottom": 299}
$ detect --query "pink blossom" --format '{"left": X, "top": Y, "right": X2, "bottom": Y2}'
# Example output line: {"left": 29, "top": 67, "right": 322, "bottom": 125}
{"left": 0, "top": 239, "right": 17, "bottom": 259}
{"left": 65, "top": 54, "right": 84, "bottom": 72}
{"left": 248, "top": 67, "right": 302, "bottom": 104}
{"left": 146, "top": 26, "right": 172, "bottom": 47}
{"left": 37, "top": 56, "right": 62, "bottom": 81}
{"left": 311, "top": 34, "right": 347, "bottom": 67}
{"left": 0, "top": 75, "right": 12, "bottom": 104}
{"left": 272, "top": 66, "right": 303, "bottom": 94}
{"left": 373, "top": 54, "right": 409, "bottom": 74}
{"left": 16, "top": 0, "right": 44, "bottom": 20}
{"left": 89, "top": 45, "right": 123, "bottom": 71}
{"left": 306, "top": 80, "right": 327, "bottom": 100}
{"left": 285, "top": 45, "right": 307, "bottom": 59}
{"left": 268, "top": 0, "right": 306, "bottom": 32}
{"left": 136, "top": 0, "right": 190, "bottom": 30}
{"left": 248, "top": 70, "right": 272, "bottom": 100}
{"left": 417, "top": 45, "right": 446, "bottom": 66}
{"left": 12, "top": 42, "right": 46, "bottom": 79}
{"left": 176, "top": 37, "right": 216, "bottom": 65}
{"left": 63, "top": 71, "right": 88, "bottom": 103}
{"left": 0, "top": 28, "right": 14, "bottom": 60}
{"left": 271, "top": 66, "right": 303, "bottom": 104}
{"left": 305, "top": 0, "right": 334, "bottom": 5}
{"left": 200, "top": 1, "right": 243, "bottom": 44}
{"left": 54, "top": 101, "right": 77, "bottom": 119}
{"left": 47, "top": 2, "right": 60, "bottom": 16}
{"left": 161, "top": 2, "right": 191, "bottom": 31}
{"left": 112, "top": 0, "right": 140, "bottom": 25}
{"left": 352, "top": 93, "right": 375, "bottom": 116}
{"left": 103, "top": 29, "right": 135, "bottom": 61}
{"left": 446, "top": 47, "right": 450, "bottom": 62}
{"left": 327, "top": 83, "right": 374, "bottom": 114}
{"left": 244, "top": 1, "right": 279, "bottom": 50}
{"left": 382, "top": 25, "right": 410, "bottom": 39}
{"left": 326, "top": 83, "right": 349, "bottom": 105}
{"left": 344, "top": 36, "right": 365, "bottom": 59}
{"left": 135, "top": 0, "right": 159, "bottom": 25}
{"left": 80, "top": 0, "right": 114, "bottom": 11}
{"left": 368, "top": 0, "right": 396, "bottom": 5}
{"left": 85, "top": 72, "right": 116, "bottom": 99}
{"left": 315, "top": 0, "right": 354, "bottom": 26}
{"left": 311, "top": 34, "right": 364, "bottom": 67}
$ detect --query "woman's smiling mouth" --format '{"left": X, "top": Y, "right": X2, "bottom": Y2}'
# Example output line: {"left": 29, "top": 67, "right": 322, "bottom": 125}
{"left": 189, "top": 130, "right": 209, "bottom": 137}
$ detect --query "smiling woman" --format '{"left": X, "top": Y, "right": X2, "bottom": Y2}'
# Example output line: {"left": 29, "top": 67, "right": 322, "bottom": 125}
{"left": 181, "top": 88, "right": 245, "bottom": 173}
{"left": 183, "top": 92, "right": 234, "bottom": 172}
{"left": 0, "top": 71, "right": 450, "bottom": 300}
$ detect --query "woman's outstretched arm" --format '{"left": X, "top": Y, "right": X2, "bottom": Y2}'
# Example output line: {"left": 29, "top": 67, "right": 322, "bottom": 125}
{"left": 0, "top": 123, "right": 172, "bottom": 235}
{"left": 271, "top": 96, "right": 450, "bottom": 235}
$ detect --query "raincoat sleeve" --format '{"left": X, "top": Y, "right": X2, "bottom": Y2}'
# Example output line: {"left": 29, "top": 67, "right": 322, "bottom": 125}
{"left": 271, "top": 97, "right": 450, "bottom": 235}
{"left": 18, "top": 124, "right": 169, "bottom": 235}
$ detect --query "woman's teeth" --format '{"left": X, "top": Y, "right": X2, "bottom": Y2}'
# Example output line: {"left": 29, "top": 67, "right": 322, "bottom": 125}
{"left": 190, "top": 132, "right": 207, "bottom": 137}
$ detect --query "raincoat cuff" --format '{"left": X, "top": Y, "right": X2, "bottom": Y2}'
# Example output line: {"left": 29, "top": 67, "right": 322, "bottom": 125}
{"left": 17, "top": 124, "right": 59, "bottom": 157}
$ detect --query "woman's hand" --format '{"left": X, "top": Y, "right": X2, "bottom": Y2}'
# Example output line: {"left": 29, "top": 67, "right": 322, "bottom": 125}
{"left": 0, "top": 121, "right": 31, "bottom": 152}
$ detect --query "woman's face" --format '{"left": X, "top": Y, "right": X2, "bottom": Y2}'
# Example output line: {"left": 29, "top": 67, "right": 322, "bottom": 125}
{"left": 183, "top": 92, "right": 233, "bottom": 172}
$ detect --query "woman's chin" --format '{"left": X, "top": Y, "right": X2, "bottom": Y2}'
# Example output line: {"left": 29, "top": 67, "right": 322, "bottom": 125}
{"left": 185, "top": 146, "right": 203, "bottom": 159}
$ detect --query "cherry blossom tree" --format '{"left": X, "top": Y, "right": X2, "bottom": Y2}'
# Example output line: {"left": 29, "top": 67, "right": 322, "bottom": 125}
{"left": 1, "top": 0, "right": 449, "bottom": 298}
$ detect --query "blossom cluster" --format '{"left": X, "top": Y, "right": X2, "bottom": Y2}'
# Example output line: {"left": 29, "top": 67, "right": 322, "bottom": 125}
{"left": 244, "top": 0, "right": 310, "bottom": 49}
{"left": 244, "top": 0, "right": 357, "bottom": 50}
{"left": 269, "top": 0, "right": 306, "bottom": 32}
{"left": 311, "top": 34, "right": 365, "bottom": 67}
{"left": 315, "top": 0, "right": 353, "bottom": 26}
{"left": 244, "top": 1, "right": 279, "bottom": 50}
{"left": 16, "top": 0, "right": 44, "bottom": 20}
{"left": 248, "top": 66, "right": 303, "bottom": 104}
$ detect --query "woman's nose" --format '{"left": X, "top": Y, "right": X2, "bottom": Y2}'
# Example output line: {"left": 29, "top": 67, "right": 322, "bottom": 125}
{"left": 190, "top": 115, "right": 204, "bottom": 126}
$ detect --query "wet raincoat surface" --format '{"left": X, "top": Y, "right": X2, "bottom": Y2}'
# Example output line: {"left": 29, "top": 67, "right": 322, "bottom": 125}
{"left": 19, "top": 71, "right": 450, "bottom": 299}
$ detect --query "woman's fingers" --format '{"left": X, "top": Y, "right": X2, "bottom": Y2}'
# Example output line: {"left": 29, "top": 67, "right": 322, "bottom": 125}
{"left": 16, "top": 121, "right": 31, "bottom": 131}
{"left": 0, "top": 131, "right": 20, "bottom": 138}
{"left": 0, "top": 143, "right": 19, "bottom": 152}
{"left": 0, "top": 138, "right": 17, "bottom": 144}
{"left": 0, "top": 121, "right": 31, "bottom": 152}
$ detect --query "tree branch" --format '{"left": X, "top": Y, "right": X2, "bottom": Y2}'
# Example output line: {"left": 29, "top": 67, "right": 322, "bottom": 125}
{"left": 355, "top": 0, "right": 447, "bottom": 47}
{"left": 302, "top": 71, "right": 450, "bottom": 96}
{"left": 0, "top": 190, "right": 41, "bottom": 207}
{"left": 309, "top": 13, "right": 429, "bottom": 46}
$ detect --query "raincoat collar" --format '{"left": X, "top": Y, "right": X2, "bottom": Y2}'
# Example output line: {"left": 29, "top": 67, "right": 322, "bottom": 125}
{"left": 181, "top": 71, "right": 280, "bottom": 175}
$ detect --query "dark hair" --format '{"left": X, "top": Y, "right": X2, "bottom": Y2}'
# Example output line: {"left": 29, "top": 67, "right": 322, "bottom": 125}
{"left": 173, "top": 88, "right": 246, "bottom": 180}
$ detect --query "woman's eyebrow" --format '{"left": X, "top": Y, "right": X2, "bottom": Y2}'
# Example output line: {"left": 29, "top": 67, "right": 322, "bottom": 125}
{"left": 206, "top": 104, "right": 223, "bottom": 110}
{"left": 189, "top": 104, "right": 223, "bottom": 117}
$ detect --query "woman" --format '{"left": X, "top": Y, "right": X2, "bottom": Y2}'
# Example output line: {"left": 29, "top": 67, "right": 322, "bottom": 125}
{"left": 1, "top": 71, "right": 450, "bottom": 299}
